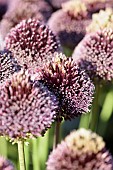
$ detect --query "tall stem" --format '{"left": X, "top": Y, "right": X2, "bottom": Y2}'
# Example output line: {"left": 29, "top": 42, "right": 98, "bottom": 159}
{"left": 89, "top": 84, "right": 100, "bottom": 131}
{"left": 18, "top": 141, "right": 26, "bottom": 170}
{"left": 53, "top": 121, "right": 61, "bottom": 149}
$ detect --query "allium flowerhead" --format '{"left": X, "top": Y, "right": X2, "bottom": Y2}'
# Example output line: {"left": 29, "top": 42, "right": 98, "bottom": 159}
{"left": 38, "top": 52, "right": 94, "bottom": 120}
{"left": 0, "top": 70, "right": 58, "bottom": 141}
{"left": 0, "top": 49, "right": 21, "bottom": 83}
{"left": 0, "top": 0, "right": 53, "bottom": 38}
{"left": 0, "top": 156, "right": 14, "bottom": 170}
{"left": 73, "top": 28, "right": 113, "bottom": 81}
{"left": 48, "top": 0, "right": 91, "bottom": 49}
{"left": 0, "top": 2, "right": 43, "bottom": 39}
{"left": 82, "top": 0, "right": 113, "bottom": 14}
{"left": 5, "top": 18, "right": 60, "bottom": 74}
{"left": 47, "top": 129, "right": 113, "bottom": 170}
{"left": 87, "top": 8, "right": 113, "bottom": 33}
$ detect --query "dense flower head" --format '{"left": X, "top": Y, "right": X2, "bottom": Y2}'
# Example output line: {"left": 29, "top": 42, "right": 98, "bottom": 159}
{"left": 47, "top": 1, "right": 91, "bottom": 49}
{"left": 0, "top": 49, "right": 21, "bottom": 83}
{"left": 73, "top": 28, "right": 113, "bottom": 81}
{"left": 0, "top": 70, "right": 58, "bottom": 141}
{"left": 47, "top": 129, "right": 113, "bottom": 170}
{"left": 38, "top": 52, "right": 94, "bottom": 120}
{"left": 5, "top": 18, "right": 60, "bottom": 73}
{"left": 82, "top": 0, "right": 113, "bottom": 14}
{"left": 0, "top": 1, "right": 43, "bottom": 39}
{"left": 0, "top": 156, "right": 14, "bottom": 170}
{"left": 62, "top": 0, "right": 88, "bottom": 19}
{"left": 87, "top": 8, "right": 113, "bottom": 33}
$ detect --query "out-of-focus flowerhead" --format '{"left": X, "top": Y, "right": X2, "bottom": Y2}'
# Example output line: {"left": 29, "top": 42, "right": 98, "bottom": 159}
{"left": 87, "top": 8, "right": 113, "bottom": 33}
{"left": 38, "top": 52, "right": 94, "bottom": 120}
{"left": 48, "top": 0, "right": 90, "bottom": 49}
{"left": 62, "top": 0, "right": 88, "bottom": 19}
{"left": 0, "top": 0, "right": 43, "bottom": 39}
{"left": 0, "top": 49, "right": 21, "bottom": 83}
{"left": 0, "top": 70, "right": 58, "bottom": 141}
{"left": 0, "top": 156, "right": 14, "bottom": 170}
{"left": 82, "top": 0, "right": 113, "bottom": 14}
{"left": 47, "top": 128, "right": 113, "bottom": 170}
{"left": 5, "top": 18, "right": 61, "bottom": 74}
{"left": 73, "top": 28, "right": 113, "bottom": 81}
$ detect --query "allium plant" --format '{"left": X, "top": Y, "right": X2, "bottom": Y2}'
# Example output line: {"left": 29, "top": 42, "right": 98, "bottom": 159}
{"left": 0, "top": 0, "right": 53, "bottom": 38}
{"left": 0, "top": 49, "right": 21, "bottom": 83}
{"left": 82, "top": 0, "right": 113, "bottom": 15}
{"left": 73, "top": 28, "right": 113, "bottom": 131}
{"left": 38, "top": 52, "right": 94, "bottom": 147}
{"left": 47, "top": 0, "right": 91, "bottom": 50}
{"left": 39, "top": 52, "right": 94, "bottom": 121}
{"left": 5, "top": 18, "right": 61, "bottom": 74}
{"left": 47, "top": 129, "right": 113, "bottom": 170}
{"left": 87, "top": 8, "right": 113, "bottom": 33}
{"left": 0, "top": 69, "right": 58, "bottom": 170}
{"left": 73, "top": 28, "right": 113, "bottom": 82}
{"left": 0, "top": 156, "right": 15, "bottom": 170}
{"left": 0, "top": 69, "right": 58, "bottom": 140}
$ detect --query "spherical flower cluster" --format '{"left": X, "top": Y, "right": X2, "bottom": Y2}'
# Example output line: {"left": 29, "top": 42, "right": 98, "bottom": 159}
{"left": 0, "top": 2, "right": 42, "bottom": 38}
{"left": 82, "top": 0, "right": 113, "bottom": 14}
{"left": 0, "top": 70, "right": 58, "bottom": 141}
{"left": 87, "top": 8, "right": 113, "bottom": 33}
{"left": 0, "top": 49, "right": 21, "bottom": 83}
{"left": 48, "top": 0, "right": 91, "bottom": 49}
{"left": 46, "top": 0, "right": 69, "bottom": 9}
{"left": 5, "top": 18, "right": 61, "bottom": 74}
{"left": 0, "top": 156, "right": 14, "bottom": 170}
{"left": 0, "top": 0, "right": 53, "bottom": 38}
{"left": 73, "top": 28, "right": 113, "bottom": 81}
{"left": 47, "top": 129, "right": 113, "bottom": 170}
{"left": 38, "top": 52, "right": 94, "bottom": 120}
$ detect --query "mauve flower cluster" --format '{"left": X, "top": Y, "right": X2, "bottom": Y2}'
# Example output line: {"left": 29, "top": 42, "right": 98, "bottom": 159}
{"left": 38, "top": 52, "right": 94, "bottom": 120}
{"left": 0, "top": 49, "right": 21, "bottom": 83}
{"left": 5, "top": 18, "right": 61, "bottom": 74}
{"left": 47, "top": 129, "right": 113, "bottom": 170}
{"left": 48, "top": 0, "right": 91, "bottom": 49}
{"left": 0, "top": 156, "right": 14, "bottom": 170}
{"left": 0, "top": 0, "right": 53, "bottom": 38}
{"left": 0, "top": 70, "right": 58, "bottom": 141}
{"left": 73, "top": 28, "right": 113, "bottom": 81}
{"left": 87, "top": 8, "right": 113, "bottom": 33}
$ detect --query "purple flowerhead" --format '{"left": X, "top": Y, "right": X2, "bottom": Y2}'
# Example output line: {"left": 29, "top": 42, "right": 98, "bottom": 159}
{"left": 47, "top": 0, "right": 91, "bottom": 49}
{"left": 5, "top": 18, "right": 61, "bottom": 74}
{"left": 38, "top": 52, "right": 94, "bottom": 121}
{"left": 0, "top": 70, "right": 58, "bottom": 141}
{"left": 47, "top": 128, "right": 113, "bottom": 170}
{"left": 73, "top": 28, "right": 113, "bottom": 81}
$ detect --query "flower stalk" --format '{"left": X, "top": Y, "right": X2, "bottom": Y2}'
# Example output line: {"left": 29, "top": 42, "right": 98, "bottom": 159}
{"left": 18, "top": 141, "right": 26, "bottom": 170}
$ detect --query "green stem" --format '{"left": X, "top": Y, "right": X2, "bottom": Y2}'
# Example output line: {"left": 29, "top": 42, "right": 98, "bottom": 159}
{"left": 18, "top": 141, "right": 26, "bottom": 170}
{"left": 79, "top": 113, "right": 90, "bottom": 129}
{"left": 32, "top": 139, "right": 40, "bottom": 170}
{"left": 89, "top": 84, "right": 100, "bottom": 131}
{"left": 53, "top": 121, "right": 61, "bottom": 149}
{"left": 0, "top": 137, "right": 7, "bottom": 157}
